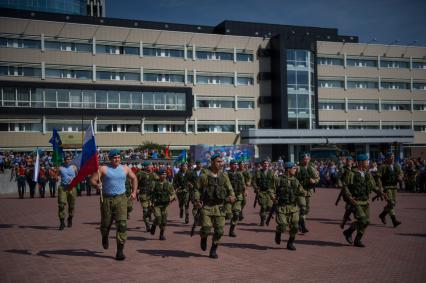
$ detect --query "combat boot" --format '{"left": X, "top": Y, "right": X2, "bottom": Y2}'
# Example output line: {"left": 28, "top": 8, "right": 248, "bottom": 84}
{"left": 150, "top": 224, "right": 157, "bottom": 235}
{"left": 145, "top": 222, "right": 151, "bottom": 232}
{"left": 300, "top": 219, "right": 309, "bottom": 233}
{"left": 67, "top": 216, "right": 73, "bottom": 227}
{"left": 260, "top": 217, "right": 265, "bottom": 227}
{"left": 102, "top": 235, "right": 109, "bottom": 249}
{"left": 159, "top": 229, "right": 166, "bottom": 241}
{"left": 185, "top": 213, "right": 189, "bottom": 224}
{"left": 343, "top": 227, "right": 354, "bottom": 245}
{"left": 229, "top": 225, "right": 237, "bottom": 237}
{"left": 379, "top": 211, "right": 387, "bottom": 225}
{"left": 287, "top": 236, "right": 296, "bottom": 251}
{"left": 391, "top": 216, "right": 401, "bottom": 227}
{"left": 200, "top": 237, "right": 207, "bottom": 251}
{"left": 354, "top": 233, "right": 365, "bottom": 248}
{"left": 115, "top": 243, "right": 125, "bottom": 261}
{"left": 239, "top": 212, "right": 244, "bottom": 221}
{"left": 275, "top": 231, "right": 281, "bottom": 245}
{"left": 209, "top": 243, "right": 218, "bottom": 259}
{"left": 59, "top": 219, "right": 65, "bottom": 230}
{"left": 179, "top": 208, "right": 183, "bottom": 218}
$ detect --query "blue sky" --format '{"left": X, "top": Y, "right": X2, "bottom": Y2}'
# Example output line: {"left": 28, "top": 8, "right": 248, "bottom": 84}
{"left": 107, "top": 0, "right": 425, "bottom": 46}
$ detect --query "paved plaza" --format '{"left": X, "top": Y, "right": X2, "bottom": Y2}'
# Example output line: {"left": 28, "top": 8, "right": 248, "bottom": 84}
{"left": 0, "top": 185, "right": 425, "bottom": 283}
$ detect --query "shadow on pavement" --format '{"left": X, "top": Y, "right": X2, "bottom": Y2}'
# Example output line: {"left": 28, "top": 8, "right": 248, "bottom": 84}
{"left": 36, "top": 249, "right": 115, "bottom": 259}
{"left": 237, "top": 222, "right": 260, "bottom": 227}
{"left": 127, "top": 236, "right": 153, "bottom": 241}
{"left": 396, "top": 233, "right": 426, "bottom": 238}
{"left": 238, "top": 227, "right": 275, "bottom": 233}
{"left": 0, "top": 224, "right": 14, "bottom": 228}
{"left": 404, "top": 208, "right": 426, "bottom": 211}
{"left": 221, "top": 242, "right": 281, "bottom": 250}
{"left": 137, "top": 249, "right": 205, "bottom": 258}
{"left": 296, "top": 239, "right": 348, "bottom": 247}
{"left": 308, "top": 218, "right": 341, "bottom": 222}
{"left": 82, "top": 221, "right": 100, "bottom": 225}
{"left": 173, "top": 230, "right": 191, "bottom": 236}
{"left": 4, "top": 249, "right": 32, "bottom": 255}
{"left": 18, "top": 225, "right": 57, "bottom": 230}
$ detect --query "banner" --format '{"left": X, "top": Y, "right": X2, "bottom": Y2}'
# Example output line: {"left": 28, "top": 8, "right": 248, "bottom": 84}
{"left": 190, "top": 144, "right": 254, "bottom": 165}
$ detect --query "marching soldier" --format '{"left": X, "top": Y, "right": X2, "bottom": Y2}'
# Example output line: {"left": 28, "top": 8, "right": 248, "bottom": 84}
{"left": 404, "top": 159, "right": 418, "bottom": 192}
{"left": 342, "top": 154, "right": 384, "bottom": 247}
{"left": 378, "top": 152, "right": 403, "bottom": 227}
{"left": 194, "top": 154, "right": 235, "bottom": 259}
{"left": 149, "top": 169, "right": 176, "bottom": 240}
{"left": 58, "top": 155, "right": 78, "bottom": 230}
{"left": 48, "top": 165, "right": 58, "bottom": 198}
{"left": 252, "top": 160, "right": 277, "bottom": 226}
{"left": 187, "top": 161, "right": 207, "bottom": 219}
{"left": 226, "top": 160, "right": 246, "bottom": 237}
{"left": 173, "top": 163, "right": 191, "bottom": 224}
{"left": 138, "top": 161, "right": 157, "bottom": 232}
{"left": 91, "top": 149, "right": 138, "bottom": 261}
{"left": 238, "top": 161, "right": 251, "bottom": 221}
{"left": 296, "top": 153, "right": 320, "bottom": 233}
{"left": 273, "top": 162, "right": 305, "bottom": 250}
{"left": 336, "top": 156, "right": 355, "bottom": 229}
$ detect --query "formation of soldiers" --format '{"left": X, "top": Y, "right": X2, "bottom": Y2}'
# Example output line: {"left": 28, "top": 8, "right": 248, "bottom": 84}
{"left": 4, "top": 149, "right": 410, "bottom": 260}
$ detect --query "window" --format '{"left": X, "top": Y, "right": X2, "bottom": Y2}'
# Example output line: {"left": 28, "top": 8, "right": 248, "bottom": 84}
{"left": 197, "top": 75, "right": 234, "bottom": 85}
{"left": 197, "top": 124, "right": 235, "bottom": 133}
{"left": 413, "top": 103, "right": 426, "bottom": 111}
{"left": 348, "top": 101, "right": 379, "bottom": 111}
{"left": 380, "top": 60, "right": 409, "bottom": 69}
{"left": 237, "top": 53, "right": 253, "bottom": 62}
{"left": 97, "top": 123, "right": 141, "bottom": 132}
{"left": 319, "top": 80, "right": 344, "bottom": 88}
{"left": 0, "top": 37, "right": 40, "bottom": 49}
{"left": 347, "top": 81, "right": 378, "bottom": 89}
{"left": 414, "top": 125, "right": 426, "bottom": 132}
{"left": 237, "top": 100, "right": 255, "bottom": 109}
{"left": 96, "top": 71, "right": 139, "bottom": 81}
{"left": 0, "top": 65, "right": 40, "bottom": 77}
{"left": 196, "top": 50, "right": 233, "bottom": 61}
{"left": 318, "top": 57, "right": 343, "bottom": 66}
{"left": 45, "top": 68, "right": 91, "bottom": 80}
{"left": 144, "top": 124, "right": 185, "bottom": 133}
{"left": 347, "top": 58, "right": 377, "bottom": 67}
{"left": 413, "top": 83, "right": 426, "bottom": 90}
{"left": 413, "top": 62, "right": 426, "bottom": 69}
{"left": 97, "top": 44, "right": 138, "bottom": 55}
{"left": 237, "top": 76, "right": 254, "bottom": 86}
{"left": 381, "top": 82, "right": 410, "bottom": 90}
{"left": 196, "top": 99, "right": 234, "bottom": 108}
{"left": 318, "top": 101, "right": 345, "bottom": 110}
{"left": 9, "top": 123, "right": 41, "bottom": 132}
{"left": 382, "top": 102, "right": 410, "bottom": 111}
{"left": 143, "top": 47, "right": 184, "bottom": 58}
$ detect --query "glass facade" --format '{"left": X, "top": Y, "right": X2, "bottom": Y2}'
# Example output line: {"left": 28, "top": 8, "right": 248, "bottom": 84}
{"left": 286, "top": 49, "right": 315, "bottom": 129}
{"left": 0, "top": 0, "right": 87, "bottom": 15}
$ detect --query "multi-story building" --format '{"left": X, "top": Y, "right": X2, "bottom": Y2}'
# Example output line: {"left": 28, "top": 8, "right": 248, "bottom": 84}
{"left": 0, "top": 8, "right": 425, "bottom": 160}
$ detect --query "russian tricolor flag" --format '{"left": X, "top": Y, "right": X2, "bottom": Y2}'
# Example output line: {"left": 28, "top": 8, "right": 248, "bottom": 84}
{"left": 69, "top": 122, "right": 99, "bottom": 190}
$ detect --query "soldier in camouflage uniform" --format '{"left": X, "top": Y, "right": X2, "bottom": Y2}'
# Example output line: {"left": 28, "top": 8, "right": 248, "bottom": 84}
{"left": 342, "top": 154, "right": 383, "bottom": 247}
{"left": 238, "top": 161, "right": 251, "bottom": 221}
{"left": 187, "top": 161, "right": 207, "bottom": 219}
{"left": 138, "top": 161, "right": 157, "bottom": 232}
{"left": 404, "top": 159, "right": 417, "bottom": 192}
{"left": 149, "top": 169, "right": 176, "bottom": 240}
{"left": 173, "top": 163, "right": 191, "bottom": 224}
{"left": 125, "top": 175, "right": 133, "bottom": 220}
{"left": 194, "top": 154, "right": 235, "bottom": 259}
{"left": 253, "top": 160, "right": 277, "bottom": 226}
{"left": 296, "top": 153, "right": 320, "bottom": 233}
{"left": 225, "top": 160, "right": 246, "bottom": 237}
{"left": 336, "top": 156, "right": 355, "bottom": 229}
{"left": 378, "top": 152, "right": 403, "bottom": 227}
{"left": 274, "top": 162, "right": 305, "bottom": 250}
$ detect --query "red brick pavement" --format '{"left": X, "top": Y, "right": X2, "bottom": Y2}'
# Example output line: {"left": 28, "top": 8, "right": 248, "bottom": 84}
{"left": 0, "top": 188, "right": 425, "bottom": 283}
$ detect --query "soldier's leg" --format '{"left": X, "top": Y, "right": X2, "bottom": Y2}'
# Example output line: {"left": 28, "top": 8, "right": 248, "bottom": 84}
{"left": 48, "top": 181, "right": 54, "bottom": 197}
{"left": 159, "top": 206, "right": 168, "bottom": 240}
{"left": 287, "top": 212, "right": 299, "bottom": 250}
{"left": 177, "top": 191, "right": 184, "bottom": 218}
{"left": 298, "top": 196, "right": 307, "bottom": 232}
{"left": 100, "top": 197, "right": 113, "bottom": 249}
{"left": 388, "top": 189, "right": 401, "bottom": 227}
{"left": 18, "top": 179, "right": 25, "bottom": 198}
{"left": 229, "top": 200, "right": 242, "bottom": 237}
{"left": 354, "top": 205, "right": 369, "bottom": 247}
{"left": 127, "top": 197, "right": 133, "bottom": 220}
{"left": 29, "top": 182, "right": 35, "bottom": 198}
{"left": 151, "top": 206, "right": 161, "bottom": 235}
{"left": 199, "top": 211, "right": 212, "bottom": 251}
{"left": 57, "top": 186, "right": 67, "bottom": 230}
{"left": 140, "top": 195, "right": 151, "bottom": 231}
{"left": 239, "top": 193, "right": 247, "bottom": 221}
{"left": 41, "top": 182, "right": 46, "bottom": 198}
{"left": 114, "top": 195, "right": 128, "bottom": 260}
{"left": 275, "top": 210, "right": 286, "bottom": 245}
{"left": 258, "top": 192, "right": 271, "bottom": 226}
{"left": 225, "top": 202, "right": 232, "bottom": 220}
{"left": 210, "top": 215, "right": 225, "bottom": 258}
{"left": 66, "top": 188, "right": 77, "bottom": 227}
{"left": 184, "top": 191, "right": 190, "bottom": 224}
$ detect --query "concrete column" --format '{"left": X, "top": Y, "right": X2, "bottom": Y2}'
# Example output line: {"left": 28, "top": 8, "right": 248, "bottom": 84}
{"left": 378, "top": 98, "right": 382, "bottom": 112}
{"left": 378, "top": 76, "right": 381, "bottom": 91}
{"left": 411, "top": 98, "right": 414, "bottom": 113}
{"left": 185, "top": 118, "right": 189, "bottom": 134}
{"left": 184, "top": 45, "right": 187, "bottom": 60}
{"left": 344, "top": 75, "right": 348, "bottom": 90}
{"left": 139, "top": 41, "right": 143, "bottom": 58}
{"left": 365, "top": 144, "right": 370, "bottom": 158}
{"left": 343, "top": 53, "right": 347, "bottom": 68}
{"left": 140, "top": 67, "right": 144, "bottom": 83}
{"left": 92, "top": 64, "right": 96, "bottom": 82}
{"left": 141, "top": 117, "right": 145, "bottom": 135}
{"left": 92, "top": 37, "right": 96, "bottom": 55}
{"left": 410, "top": 77, "right": 413, "bottom": 92}
{"left": 399, "top": 144, "right": 404, "bottom": 160}
{"left": 184, "top": 68, "right": 188, "bottom": 85}
{"left": 344, "top": 97, "right": 348, "bottom": 113}
{"left": 193, "top": 93, "right": 197, "bottom": 109}
{"left": 235, "top": 119, "right": 239, "bottom": 134}
{"left": 289, "top": 144, "right": 295, "bottom": 163}
{"left": 234, "top": 71, "right": 237, "bottom": 87}
{"left": 192, "top": 44, "right": 196, "bottom": 61}
{"left": 377, "top": 55, "right": 381, "bottom": 70}
{"left": 233, "top": 47, "right": 237, "bottom": 63}
{"left": 193, "top": 69, "right": 197, "bottom": 86}
{"left": 42, "top": 115, "right": 46, "bottom": 135}
{"left": 235, "top": 95, "right": 238, "bottom": 110}
{"left": 409, "top": 56, "right": 413, "bottom": 70}
{"left": 41, "top": 62, "right": 45, "bottom": 80}
{"left": 194, "top": 118, "right": 198, "bottom": 134}
{"left": 41, "top": 33, "right": 45, "bottom": 52}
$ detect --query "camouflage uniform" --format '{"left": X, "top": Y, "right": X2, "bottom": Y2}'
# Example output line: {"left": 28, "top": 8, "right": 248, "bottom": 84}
{"left": 149, "top": 178, "right": 175, "bottom": 240}
{"left": 225, "top": 169, "right": 246, "bottom": 236}
{"left": 187, "top": 167, "right": 207, "bottom": 218}
{"left": 137, "top": 170, "right": 157, "bottom": 231}
{"left": 404, "top": 164, "right": 417, "bottom": 192}
{"left": 125, "top": 177, "right": 133, "bottom": 219}
{"left": 296, "top": 163, "right": 319, "bottom": 232}
{"left": 173, "top": 170, "right": 191, "bottom": 223}
{"left": 378, "top": 162, "right": 403, "bottom": 227}
{"left": 252, "top": 169, "right": 277, "bottom": 226}
{"left": 195, "top": 168, "right": 235, "bottom": 258}
{"left": 238, "top": 165, "right": 251, "bottom": 220}
{"left": 274, "top": 174, "right": 305, "bottom": 250}
{"left": 342, "top": 167, "right": 380, "bottom": 247}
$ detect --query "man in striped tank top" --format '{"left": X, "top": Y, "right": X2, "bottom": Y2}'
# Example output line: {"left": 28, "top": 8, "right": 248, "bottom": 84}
{"left": 91, "top": 149, "right": 138, "bottom": 261}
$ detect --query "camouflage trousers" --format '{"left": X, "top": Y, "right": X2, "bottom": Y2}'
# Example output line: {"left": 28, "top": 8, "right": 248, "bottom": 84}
{"left": 200, "top": 205, "right": 226, "bottom": 245}
{"left": 257, "top": 191, "right": 273, "bottom": 220}
{"left": 350, "top": 203, "right": 370, "bottom": 235}
{"left": 382, "top": 188, "right": 397, "bottom": 217}
{"left": 177, "top": 190, "right": 190, "bottom": 216}
{"left": 153, "top": 204, "right": 169, "bottom": 229}
{"left": 225, "top": 195, "right": 243, "bottom": 225}
{"left": 139, "top": 193, "right": 152, "bottom": 225}
{"left": 58, "top": 186, "right": 76, "bottom": 220}
{"left": 101, "top": 194, "right": 128, "bottom": 245}
{"left": 276, "top": 208, "right": 299, "bottom": 237}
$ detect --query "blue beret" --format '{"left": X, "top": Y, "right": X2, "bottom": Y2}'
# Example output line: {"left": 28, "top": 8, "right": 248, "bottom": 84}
{"left": 385, "top": 152, "right": 393, "bottom": 158}
{"left": 230, "top": 160, "right": 237, "bottom": 165}
{"left": 357, "top": 154, "right": 369, "bottom": 161}
{"left": 347, "top": 156, "right": 353, "bottom": 161}
{"left": 285, "top": 162, "right": 296, "bottom": 169}
{"left": 143, "top": 161, "right": 152, "bottom": 166}
{"left": 210, "top": 153, "right": 221, "bottom": 160}
{"left": 108, "top": 149, "right": 120, "bottom": 158}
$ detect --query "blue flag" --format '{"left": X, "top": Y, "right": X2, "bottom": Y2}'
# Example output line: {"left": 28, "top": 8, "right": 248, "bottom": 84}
{"left": 49, "top": 128, "right": 64, "bottom": 166}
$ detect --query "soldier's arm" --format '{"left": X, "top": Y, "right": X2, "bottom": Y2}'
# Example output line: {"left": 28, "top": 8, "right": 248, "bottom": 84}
{"left": 194, "top": 175, "right": 206, "bottom": 203}
{"left": 224, "top": 173, "right": 236, "bottom": 199}
{"left": 341, "top": 173, "right": 355, "bottom": 204}
{"left": 168, "top": 183, "right": 176, "bottom": 201}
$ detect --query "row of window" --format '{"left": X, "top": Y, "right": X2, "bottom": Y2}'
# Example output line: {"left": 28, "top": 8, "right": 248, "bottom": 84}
{"left": 319, "top": 100, "right": 426, "bottom": 111}
{"left": 0, "top": 122, "right": 256, "bottom": 133}
{"left": 318, "top": 123, "right": 426, "bottom": 132}
{"left": 319, "top": 79, "right": 426, "bottom": 90}
{"left": 318, "top": 56, "right": 426, "bottom": 69}
{"left": 196, "top": 98, "right": 255, "bottom": 109}
{"left": 0, "top": 87, "right": 187, "bottom": 111}
{"left": 0, "top": 36, "right": 254, "bottom": 61}
{"left": 0, "top": 63, "right": 254, "bottom": 86}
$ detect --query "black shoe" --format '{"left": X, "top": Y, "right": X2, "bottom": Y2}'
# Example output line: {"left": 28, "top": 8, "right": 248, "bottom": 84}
{"left": 287, "top": 237, "right": 296, "bottom": 251}
{"left": 67, "top": 217, "right": 73, "bottom": 228}
{"left": 145, "top": 222, "right": 151, "bottom": 232}
{"left": 229, "top": 225, "right": 237, "bottom": 237}
{"left": 201, "top": 237, "right": 207, "bottom": 251}
{"left": 150, "top": 224, "right": 156, "bottom": 235}
{"left": 379, "top": 211, "right": 387, "bottom": 225}
{"left": 391, "top": 216, "right": 401, "bottom": 228}
{"left": 260, "top": 218, "right": 265, "bottom": 227}
{"left": 59, "top": 219, "right": 65, "bottom": 230}
{"left": 300, "top": 219, "right": 309, "bottom": 233}
{"left": 185, "top": 214, "right": 189, "bottom": 224}
{"left": 275, "top": 231, "right": 282, "bottom": 245}
{"left": 343, "top": 228, "right": 354, "bottom": 245}
{"left": 179, "top": 209, "right": 183, "bottom": 218}
{"left": 159, "top": 229, "right": 166, "bottom": 241}
{"left": 102, "top": 236, "right": 109, "bottom": 249}
{"left": 209, "top": 243, "right": 218, "bottom": 259}
{"left": 115, "top": 243, "right": 125, "bottom": 261}
{"left": 354, "top": 233, "right": 365, "bottom": 248}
